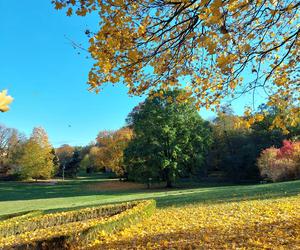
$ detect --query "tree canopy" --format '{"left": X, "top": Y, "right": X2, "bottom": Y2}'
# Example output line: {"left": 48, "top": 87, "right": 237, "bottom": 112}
{"left": 17, "top": 127, "right": 54, "bottom": 180}
{"left": 54, "top": 0, "right": 299, "bottom": 131}
{"left": 125, "top": 89, "right": 212, "bottom": 187}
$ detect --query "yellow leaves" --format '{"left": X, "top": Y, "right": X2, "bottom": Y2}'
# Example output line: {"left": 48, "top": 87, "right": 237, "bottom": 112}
{"left": 94, "top": 196, "right": 300, "bottom": 249}
{"left": 0, "top": 90, "right": 13, "bottom": 112}
{"left": 275, "top": 76, "right": 288, "bottom": 86}
{"left": 128, "top": 49, "right": 139, "bottom": 61}
{"left": 229, "top": 80, "right": 237, "bottom": 89}
{"left": 66, "top": 7, "right": 73, "bottom": 16}
{"left": 53, "top": 0, "right": 300, "bottom": 133}
{"left": 54, "top": 1, "right": 64, "bottom": 10}
{"left": 244, "top": 108, "right": 252, "bottom": 117}
{"left": 216, "top": 54, "right": 237, "bottom": 73}
{"left": 254, "top": 113, "right": 264, "bottom": 122}
{"left": 138, "top": 25, "right": 146, "bottom": 36}
{"left": 76, "top": 7, "right": 88, "bottom": 16}
{"left": 114, "top": 0, "right": 124, "bottom": 6}
{"left": 0, "top": 200, "right": 155, "bottom": 249}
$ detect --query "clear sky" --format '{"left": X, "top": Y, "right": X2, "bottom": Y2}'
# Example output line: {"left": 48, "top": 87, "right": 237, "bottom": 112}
{"left": 0, "top": 0, "right": 260, "bottom": 147}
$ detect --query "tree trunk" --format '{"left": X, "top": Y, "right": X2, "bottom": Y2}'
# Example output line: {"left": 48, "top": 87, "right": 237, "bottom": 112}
{"left": 164, "top": 167, "right": 174, "bottom": 188}
{"left": 166, "top": 178, "right": 173, "bottom": 188}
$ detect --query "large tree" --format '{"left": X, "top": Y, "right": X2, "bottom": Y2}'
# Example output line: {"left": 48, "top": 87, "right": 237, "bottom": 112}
{"left": 125, "top": 89, "right": 212, "bottom": 187}
{"left": 54, "top": 0, "right": 300, "bottom": 131}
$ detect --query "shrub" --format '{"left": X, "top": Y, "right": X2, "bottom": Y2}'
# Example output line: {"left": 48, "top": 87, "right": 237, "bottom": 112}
{"left": 0, "top": 201, "right": 137, "bottom": 238}
{"left": 257, "top": 140, "right": 300, "bottom": 182}
{"left": 0, "top": 200, "right": 156, "bottom": 250}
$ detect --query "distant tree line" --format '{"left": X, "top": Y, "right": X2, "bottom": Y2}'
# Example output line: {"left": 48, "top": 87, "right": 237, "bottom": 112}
{"left": 1, "top": 89, "right": 299, "bottom": 185}
{"left": 0, "top": 126, "right": 58, "bottom": 181}
{"left": 67, "top": 89, "right": 299, "bottom": 187}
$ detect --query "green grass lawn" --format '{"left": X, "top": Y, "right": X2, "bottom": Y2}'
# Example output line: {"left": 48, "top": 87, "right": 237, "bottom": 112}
{"left": 0, "top": 174, "right": 299, "bottom": 216}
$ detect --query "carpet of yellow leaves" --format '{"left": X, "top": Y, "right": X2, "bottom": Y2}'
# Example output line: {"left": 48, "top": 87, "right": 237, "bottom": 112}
{"left": 92, "top": 195, "right": 300, "bottom": 249}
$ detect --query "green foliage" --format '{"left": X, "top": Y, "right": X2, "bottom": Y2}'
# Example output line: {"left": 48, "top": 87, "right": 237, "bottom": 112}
{"left": 208, "top": 110, "right": 286, "bottom": 182}
{"left": 51, "top": 148, "right": 60, "bottom": 175}
{"left": 64, "top": 150, "right": 81, "bottom": 177}
{"left": 80, "top": 154, "right": 91, "bottom": 172}
{"left": 125, "top": 89, "right": 212, "bottom": 187}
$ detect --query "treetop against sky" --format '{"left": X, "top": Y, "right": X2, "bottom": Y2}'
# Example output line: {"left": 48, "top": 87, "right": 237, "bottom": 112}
{"left": 1, "top": 0, "right": 299, "bottom": 146}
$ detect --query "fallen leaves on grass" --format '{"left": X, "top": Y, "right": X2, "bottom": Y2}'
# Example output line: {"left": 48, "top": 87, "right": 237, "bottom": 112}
{"left": 91, "top": 195, "right": 300, "bottom": 249}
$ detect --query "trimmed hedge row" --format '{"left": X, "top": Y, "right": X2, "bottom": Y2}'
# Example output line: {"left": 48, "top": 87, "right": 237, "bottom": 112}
{"left": 0, "top": 210, "right": 42, "bottom": 222}
{"left": 0, "top": 201, "right": 137, "bottom": 238}
{"left": 0, "top": 200, "right": 156, "bottom": 250}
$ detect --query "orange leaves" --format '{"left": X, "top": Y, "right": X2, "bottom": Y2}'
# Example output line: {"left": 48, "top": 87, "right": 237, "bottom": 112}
{"left": 54, "top": 1, "right": 64, "bottom": 10}
{"left": 216, "top": 54, "right": 237, "bottom": 74}
{"left": 66, "top": 8, "right": 73, "bottom": 16}
{"left": 94, "top": 128, "right": 133, "bottom": 176}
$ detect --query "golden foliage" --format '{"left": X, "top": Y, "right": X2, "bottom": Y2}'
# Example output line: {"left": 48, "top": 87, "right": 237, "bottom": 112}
{"left": 92, "top": 196, "right": 300, "bottom": 249}
{"left": 0, "top": 90, "right": 13, "bottom": 112}
{"left": 95, "top": 128, "right": 133, "bottom": 176}
{"left": 53, "top": 0, "right": 300, "bottom": 131}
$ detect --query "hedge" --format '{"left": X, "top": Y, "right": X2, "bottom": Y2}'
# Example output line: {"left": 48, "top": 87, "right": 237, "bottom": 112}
{"left": 0, "top": 210, "right": 42, "bottom": 222}
{"left": 0, "top": 200, "right": 156, "bottom": 250}
{"left": 0, "top": 201, "right": 137, "bottom": 238}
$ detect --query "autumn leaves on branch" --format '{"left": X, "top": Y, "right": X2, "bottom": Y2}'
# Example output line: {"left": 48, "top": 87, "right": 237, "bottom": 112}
{"left": 53, "top": 0, "right": 300, "bottom": 131}
{"left": 0, "top": 90, "right": 13, "bottom": 112}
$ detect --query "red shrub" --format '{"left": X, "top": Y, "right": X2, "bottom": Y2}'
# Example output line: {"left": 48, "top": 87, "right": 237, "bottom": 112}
{"left": 257, "top": 140, "right": 300, "bottom": 182}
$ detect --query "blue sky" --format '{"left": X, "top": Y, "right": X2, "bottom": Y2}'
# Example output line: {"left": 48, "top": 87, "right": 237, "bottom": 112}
{"left": 0, "top": 1, "right": 260, "bottom": 147}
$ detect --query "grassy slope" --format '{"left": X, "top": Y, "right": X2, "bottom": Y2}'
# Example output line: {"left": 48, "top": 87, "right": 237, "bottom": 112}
{"left": 0, "top": 174, "right": 299, "bottom": 216}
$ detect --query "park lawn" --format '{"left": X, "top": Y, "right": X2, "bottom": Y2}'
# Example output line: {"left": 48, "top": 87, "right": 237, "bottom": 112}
{"left": 0, "top": 174, "right": 300, "bottom": 217}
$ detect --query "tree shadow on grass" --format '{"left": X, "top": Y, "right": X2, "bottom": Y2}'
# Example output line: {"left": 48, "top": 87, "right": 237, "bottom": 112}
{"left": 0, "top": 177, "right": 299, "bottom": 213}
{"left": 42, "top": 180, "right": 300, "bottom": 214}
{"left": 155, "top": 180, "right": 300, "bottom": 208}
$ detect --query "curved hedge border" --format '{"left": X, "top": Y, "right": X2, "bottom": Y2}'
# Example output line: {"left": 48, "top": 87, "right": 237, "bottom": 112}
{"left": 0, "top": 210, "right": 42, "bottom": 222}
{"left": 0, "top": 201, "right": 137, "bottom": 238}
{"left": 0, "top": 200, "right": 156, "bottom": 250}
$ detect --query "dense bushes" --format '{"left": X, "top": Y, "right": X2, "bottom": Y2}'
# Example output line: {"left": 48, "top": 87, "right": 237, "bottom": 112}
{"left": 0, "top": 200, "right": 156, "bottom": 250}
{"left": 258, "top": 140, "right": 300, "bottom": 182}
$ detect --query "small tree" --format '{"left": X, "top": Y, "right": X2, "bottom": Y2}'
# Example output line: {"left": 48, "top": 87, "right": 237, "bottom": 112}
{"left": 17, "top": 140, "right": 53, "bottom": 180}
{"left": 16, "top": 127, "right": 54, "bottom": 181}
{"left": 95, "top": 128, "right": 133, "bottom": 176}
{"left": 56, "top": 144, "right": 74, "bottom": 176}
